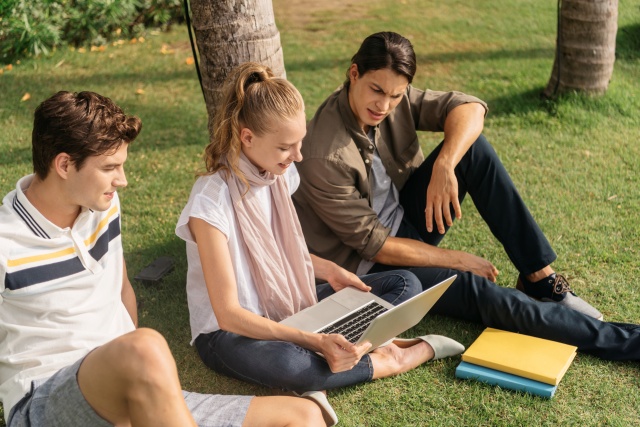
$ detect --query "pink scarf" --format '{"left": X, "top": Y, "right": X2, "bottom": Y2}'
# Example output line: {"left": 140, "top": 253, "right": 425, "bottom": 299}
{"left": 224, "top": 153, "right": 317, "bottom": 321}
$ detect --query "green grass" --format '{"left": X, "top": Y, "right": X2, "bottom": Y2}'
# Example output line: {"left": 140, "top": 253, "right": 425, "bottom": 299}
{"left": 1, "top": 0, "right": 639, "bottom": 425}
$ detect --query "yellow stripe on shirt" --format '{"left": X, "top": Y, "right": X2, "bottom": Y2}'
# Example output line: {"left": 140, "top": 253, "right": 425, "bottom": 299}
{"left": 7, "top": 206, "right": 119, "bottom": 268}
{"left": 7, "top": 247, "right": 76, "bottom": 267}
{"left": 84, "top": 205, "right": 119, "bottom": 246}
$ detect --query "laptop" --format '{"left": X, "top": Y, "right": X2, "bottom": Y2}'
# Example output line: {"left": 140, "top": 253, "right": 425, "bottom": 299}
{"left": 280, "top": 275, "right": 456, "bottom": 351}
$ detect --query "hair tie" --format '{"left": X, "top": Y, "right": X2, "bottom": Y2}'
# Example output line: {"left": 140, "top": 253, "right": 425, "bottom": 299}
{"left": 244, "top": 72, "right": 263, "bottom": 90}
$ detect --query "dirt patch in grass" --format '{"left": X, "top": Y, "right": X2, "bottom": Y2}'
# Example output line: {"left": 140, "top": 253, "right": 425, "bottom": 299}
{"left": 272, "top": 0, "right": 372, "bottom": 30}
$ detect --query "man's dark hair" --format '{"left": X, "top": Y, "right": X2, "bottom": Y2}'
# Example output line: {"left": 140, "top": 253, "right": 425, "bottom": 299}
{"left": 32, "top": 91, "right": 142, "bottom": 179}
{"left": 345, "top": 32, "right": 417, "bottom": 88}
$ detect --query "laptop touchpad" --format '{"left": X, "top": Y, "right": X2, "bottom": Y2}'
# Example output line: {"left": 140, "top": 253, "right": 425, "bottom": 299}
{"left": 280, "top": 298, "right": 349, "bottom": 332}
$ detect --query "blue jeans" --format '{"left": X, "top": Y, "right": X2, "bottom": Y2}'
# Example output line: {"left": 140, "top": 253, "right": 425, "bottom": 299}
{"left": 194, "top": 270, "right": 421, "bottom": 392}
{"left": 369, "top": 134, "right": 640, "bottom": 361}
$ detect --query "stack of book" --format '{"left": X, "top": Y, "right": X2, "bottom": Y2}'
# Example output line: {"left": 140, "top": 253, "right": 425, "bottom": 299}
{"left": 455, "top": 328, "right": 577, "bottom": 398}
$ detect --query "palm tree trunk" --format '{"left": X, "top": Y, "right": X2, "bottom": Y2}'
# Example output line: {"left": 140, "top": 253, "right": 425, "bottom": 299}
{"left": 189, "top": 0, "right": 285, "bottom": 135}
{"left": 544, "top": 0, "right": 618, "bottom": 97}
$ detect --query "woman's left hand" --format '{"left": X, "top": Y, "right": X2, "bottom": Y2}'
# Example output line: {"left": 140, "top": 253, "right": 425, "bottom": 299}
{"left": 326, "top": 265, "right": 371, "bottom": 293}
{"left": 311, "top": 255, "right": 371, "bottom": 293}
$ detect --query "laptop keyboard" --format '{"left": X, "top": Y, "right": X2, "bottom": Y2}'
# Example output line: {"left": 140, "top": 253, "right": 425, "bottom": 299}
{"left": 318, "top": 301, "right": 389, "bottom": 343}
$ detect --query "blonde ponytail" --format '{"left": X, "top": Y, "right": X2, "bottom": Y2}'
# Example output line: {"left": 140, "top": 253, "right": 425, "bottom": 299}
{"left": 201, "top": 62, "right": 304, "bottom": 184}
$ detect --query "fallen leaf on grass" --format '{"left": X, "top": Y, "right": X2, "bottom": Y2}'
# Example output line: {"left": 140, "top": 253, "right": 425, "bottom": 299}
{"left": 185, "top": 57, "right": 195, "bottom": 65}
{"left": 160, "top": 44, "right": 175, "bottom": 55}
{"left": 5, "top": 64, "right": 12, "bottom": 71}
{"left": 135, "top": 89, "right": 145, "bottom": 95}
{"left": 21, "top": 93, "right": 31, "bottom": 102}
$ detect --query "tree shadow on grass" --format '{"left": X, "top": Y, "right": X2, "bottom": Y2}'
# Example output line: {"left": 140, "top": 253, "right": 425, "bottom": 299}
{"left": 415, "top": 46, "right": 553, "bottom": 65}
{"left": 617, "top": 22, "right": 640, "bottom": 61}
{"left": 0, "top": 68, "right": 207, "bottom": 153}
{"left": 484, "top": 88, "right": 558, "bottom": 118}
{"left": 416, "top": 47, "right": 558, "bottom": 119}
{"left": 483, "top": 22, "right": 640, "bottom": 119}
{"left": 284, "top": 46, "right": 555, "bottom": 75}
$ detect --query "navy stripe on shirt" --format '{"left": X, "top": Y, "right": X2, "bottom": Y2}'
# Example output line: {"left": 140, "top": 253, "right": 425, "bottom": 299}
{"left": 89, "top": 218, "right": 120, "bottom": 262}
{"left": 5, "top": 216, "right": 121, "bottom": 290}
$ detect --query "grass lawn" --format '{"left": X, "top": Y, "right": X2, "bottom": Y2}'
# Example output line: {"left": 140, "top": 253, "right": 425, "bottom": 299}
{"left": 1, "top": 0, "right": 639, "bottom": 425}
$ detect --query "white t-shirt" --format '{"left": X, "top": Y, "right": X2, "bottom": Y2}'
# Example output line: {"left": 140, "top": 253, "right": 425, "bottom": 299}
{"left": 176, "top": 165, "right": 300, "bottom": 344}
{"left": 0, "top": 175, "right": 135, "bottom": 421}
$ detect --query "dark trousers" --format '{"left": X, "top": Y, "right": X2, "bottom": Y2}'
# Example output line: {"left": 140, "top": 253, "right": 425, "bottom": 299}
{"left": 399, "top": 134, "right": 556, "bottom": 276}
{"left": 370, "top": 135, "right": 640, "bottom": 361}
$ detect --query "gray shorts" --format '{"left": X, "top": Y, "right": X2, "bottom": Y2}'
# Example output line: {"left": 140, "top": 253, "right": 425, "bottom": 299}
{"left": 8, "top": 356, "right": 253, "bottom": 427}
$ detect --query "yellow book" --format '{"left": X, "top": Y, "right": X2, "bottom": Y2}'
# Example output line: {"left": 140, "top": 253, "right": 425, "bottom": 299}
{"left": 461, "top": 328, "right": 577, "bottom": 385}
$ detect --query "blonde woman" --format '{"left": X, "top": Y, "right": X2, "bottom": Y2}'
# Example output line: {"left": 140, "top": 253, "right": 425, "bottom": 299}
{"left": 175, "top": 63, "right": 463, "bottom": 419}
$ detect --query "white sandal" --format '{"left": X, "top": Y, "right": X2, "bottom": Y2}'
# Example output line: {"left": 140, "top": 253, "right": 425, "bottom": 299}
{"left": 392, "top": 334, "right": 465, "bottom": 360}
{"left": 293, "top": 390, "right": 339, "bottom": 426}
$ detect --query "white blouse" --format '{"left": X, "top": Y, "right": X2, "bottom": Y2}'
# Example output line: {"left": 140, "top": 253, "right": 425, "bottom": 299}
{"left": 175, "top": 165, "right": 300, "bottom": 344}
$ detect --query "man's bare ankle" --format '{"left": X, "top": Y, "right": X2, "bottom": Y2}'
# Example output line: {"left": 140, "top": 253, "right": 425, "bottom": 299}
{"left": 526, "top": 266, "right": 554, "bottom": 283}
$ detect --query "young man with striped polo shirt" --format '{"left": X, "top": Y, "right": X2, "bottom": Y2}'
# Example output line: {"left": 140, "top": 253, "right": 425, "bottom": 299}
{"left": 0, "top": 91, "right": 325, "bottom": 427}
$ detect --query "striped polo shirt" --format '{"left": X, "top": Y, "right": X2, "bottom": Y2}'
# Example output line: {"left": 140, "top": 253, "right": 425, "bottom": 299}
{"left": 0, "top": 175, "right": 135, "bottom": 421}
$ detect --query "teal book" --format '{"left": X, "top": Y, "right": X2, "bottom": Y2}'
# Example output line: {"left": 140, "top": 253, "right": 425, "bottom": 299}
{"left": 456, "top": 362, "right": 558, "bottom": 398}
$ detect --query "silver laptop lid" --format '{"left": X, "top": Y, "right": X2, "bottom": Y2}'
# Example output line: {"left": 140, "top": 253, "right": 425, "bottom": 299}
{"left": 355, "top": 274, "right": 457, "bottom": 350}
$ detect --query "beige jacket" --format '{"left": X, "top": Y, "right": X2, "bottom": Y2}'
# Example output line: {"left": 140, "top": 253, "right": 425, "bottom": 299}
{"left": 293, "top": 85, "right": 487, "bottom": 273}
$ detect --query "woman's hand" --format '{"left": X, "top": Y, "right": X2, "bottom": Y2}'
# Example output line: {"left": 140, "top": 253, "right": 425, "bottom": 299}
{"left": 311, "top": 255, "right": 371, "bottom": 293}
{"left": 318, "top": 334, "right": 372, "bottom": 372}
{"left": 325, "top": 265, "right": 371, "bottom": 293}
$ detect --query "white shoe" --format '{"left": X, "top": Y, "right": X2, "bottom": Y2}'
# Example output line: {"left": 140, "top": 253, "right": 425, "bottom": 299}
{"left": 293, "top": 390, "right": 339, "bottom": 426}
